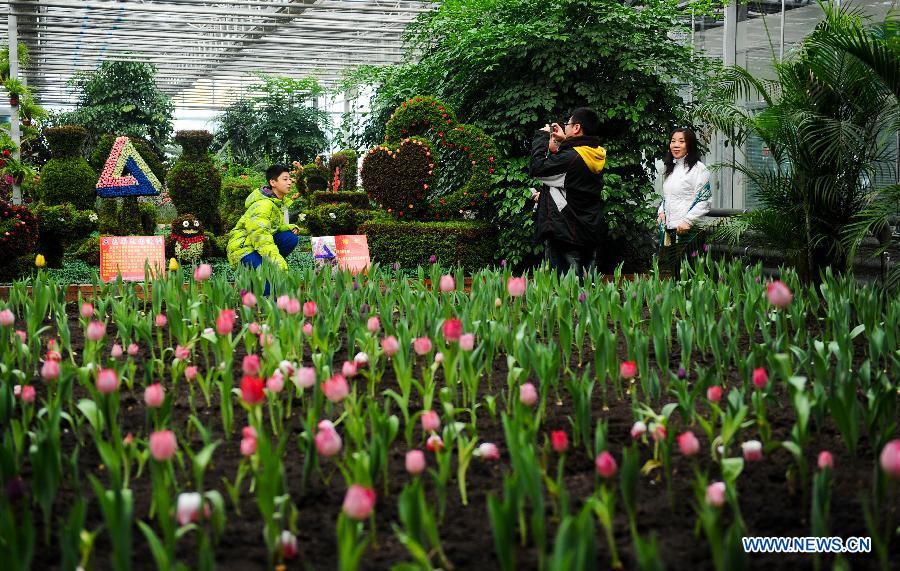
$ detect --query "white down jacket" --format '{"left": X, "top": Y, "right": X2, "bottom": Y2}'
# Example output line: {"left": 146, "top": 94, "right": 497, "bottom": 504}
{"left": 658, "top": 158, "right": 712, "bottom": 229}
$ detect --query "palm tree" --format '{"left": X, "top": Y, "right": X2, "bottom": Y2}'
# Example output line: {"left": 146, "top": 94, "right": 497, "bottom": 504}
{"left": 696, "top": 3, "right": 899, "bottom": 283}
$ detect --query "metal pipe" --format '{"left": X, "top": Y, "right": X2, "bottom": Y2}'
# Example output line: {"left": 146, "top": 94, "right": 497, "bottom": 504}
{"left": 7, "top": 12, "right": 22, "bottom": 205}
{"left": 9, "top": 0, "right": 434, "bottom": 15}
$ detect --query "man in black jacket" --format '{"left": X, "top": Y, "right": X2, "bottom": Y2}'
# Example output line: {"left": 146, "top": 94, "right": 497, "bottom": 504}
{"left": 529, "top": 107, "right": 607, "bottom": 277}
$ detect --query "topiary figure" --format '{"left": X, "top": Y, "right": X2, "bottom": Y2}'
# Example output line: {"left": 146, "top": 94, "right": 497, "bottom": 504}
{"left": 30, "top": 202, "right": 97, "bottom": 267}
{"left": 304, "top": 156, "right": 330, "bottom": 192}
{"left": 220, "top": 175, "right": 259, "bottom": 232}
{"left": 328, "top": 149, "right": 358, "bottom": 191}
{"left": 90, "top": 133, "right": 167, "bottom": 183}
{"left": 165, "top": 130, "right": 222, "bottom": 233}
{"left": 165, "top": 213, "right": 211, "bottom": 265}
{"left": 37, "top": 125, "right": 97, "bottom": 210}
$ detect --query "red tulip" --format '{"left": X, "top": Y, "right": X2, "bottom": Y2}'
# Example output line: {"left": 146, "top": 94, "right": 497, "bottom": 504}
{"left": 278, "top": 530, "right": 298, "bottom": 560}
{"left": 817, "top": 451, "right": 833, "bottom": 470}
{"left": 595, "top": 451, "right": 618, "bottom": 478}
{"left": 240, "top": 375, "right": 265, "bottom": 405}
{"left": 426, "top": 434, "right": 443, "bottom": 452}
{"left": 752, "top": 367, "right": 768, "bottom": 389}
{"left": 677, "top": 431, "right": 700, "bottom": 456}
{"left": 442, "top": 318, "right": 462, "bottom": 343}
{"left": 619, "top": 361, "right": 637, "bottom": 380}
{"left": 551, "top": 430, "right": 569, "bottom": 453}
{"left": 707, "top": 386, "right": 723, "bottom": 403}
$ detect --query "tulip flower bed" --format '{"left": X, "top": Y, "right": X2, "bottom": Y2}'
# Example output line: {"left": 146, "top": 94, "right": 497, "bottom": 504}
{"left": 1, "top": 258, "right": 898, "bottom": 570}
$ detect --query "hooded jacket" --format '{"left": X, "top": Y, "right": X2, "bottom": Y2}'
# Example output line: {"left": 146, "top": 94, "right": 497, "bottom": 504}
{"left": 226, "top": 186, "right": 298, "bottom": 270}
{"left": 529, "top": 130, "right": 606, "bottom": 247}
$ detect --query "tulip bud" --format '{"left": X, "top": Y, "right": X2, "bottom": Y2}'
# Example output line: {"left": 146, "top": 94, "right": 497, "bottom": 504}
{"left": 128, "top": 343, "right": 139, "bottom": 356}
{"left": 144, "top": 383, "right": 165, "bottom": 408}
{"left": 294, "top": 367, "right": 316, "bottom": 389}
{"left": 177, "top": 492, "right": 202, "bottom": 525}
{"left": 193, "top": 263, "right": 212, "bottom": 282}
{"left": 619, "top": 360, "right": 637, "bottom": 380}
{"left": 519, "top": 382, "right": 538, "bottom": 407}
{"left": 20, "top": 385, "right": 36, "bottom": 403}
{"left": 426, "top": 434, "right": 443, "bottom": 452}
{"left": 303, "top": 301, "right": 317, "bottom": 318}
{"left": 506, "top": 276, "right": 526, "bottom": 297}
{"left": 752, "top": 367, "right": 769, "bottom": 389}
{"left": 0, "top": 308, "right": 14, "bottom": 326}
{"left": 149, "top": 430, "right": 177, "bottom": 461}
{"left": 168, "top": 257, "right": 179, "bottom": 272}
{"left": 459, "top": 333, "right": 475, "bottom": 351}
{"left": 742, "top": 440, "right": 763, "bottom": 462}
{"left": 706, "top": 482, "right": 726, "bottom": 507}
{"left": 413, "top": 336, "right": 432, "bottom": 355}
{"left": 817, "top": 451, "right": 833, "bottom": 471}
{"left": 342, "top": 484, "right": 376, "bottom": 520}
{"left": 766, "top": 280, "right": 793, "bottom": 308}
{"left": 631, "top": 421, "right": 647, "bottom": 440}
{"left": 278, "top": 530, "right": 298, "bottom": 560}
{"left": 595, "top": 452, "right": 618, "bottom": 478}
{"left": 35, "top": 254, "right": 46, "bottom": 268}
{"left": 96, "top": 368, "right": 119, "bottom": 394}
{"left": 155, "top": 314, "right": 168, "bottom": 328}
{"left": 322, "top": 374, "right": 349, "bottom": 402}
{"left": 551, "top": 430, "right": 569, "bottom": 453}
{"left": 707, "top": 386, "right": 723, "bottom": 403}
{"left": 406, "top": 450, "right": 426, "bottom": 475}
{"left": 381, "top": 335, "right": 399, "bottom": 356}
{"left": 420, "top": 410, "right": 440, "bottom": 433}
{"left": 678, "top": 431, "right": 700, "bottom": 456}
{"left": 476, "top": 442, "right": 500, "bottom": 461}
{"left": 41, "top": 359, "right": 60, "bottom": 381}
{"left": 86, "top": 321, "right": 106, "bottom": 342}
{"left": 367, "top": 316, "right": 380, "bottom": 333}
{"left": 879, "top": 439, "right": 900, "bottom": 479}
{"left": 315, "top": 420, "right": 343, "bottom": 457}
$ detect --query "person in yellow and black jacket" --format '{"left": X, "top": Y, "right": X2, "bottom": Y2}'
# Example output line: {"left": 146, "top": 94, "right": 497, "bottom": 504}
{"left": 226, "top": 164, "right": 300, "bottom": 294}
{"left": 529, "top": 107, "right": 607, "bottom": 277}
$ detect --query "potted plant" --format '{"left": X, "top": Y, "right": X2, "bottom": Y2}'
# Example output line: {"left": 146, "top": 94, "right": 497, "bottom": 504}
{"left": 3, "top": 157, "right": 35, "bottom": 184}
{"left": 4, "top": 77, "right": 26, "bottom": 106}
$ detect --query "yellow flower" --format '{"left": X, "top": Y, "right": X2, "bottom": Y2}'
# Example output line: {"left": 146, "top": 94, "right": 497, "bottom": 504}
{"left": 35, "top": 254, "right": 46, "bottom": 268}
{"left": 168, "top": 257, "right": 179, "bottom": 271}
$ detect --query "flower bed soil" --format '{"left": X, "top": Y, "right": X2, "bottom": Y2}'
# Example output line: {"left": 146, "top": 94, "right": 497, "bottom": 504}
{"left": 18, "top": 305, "right": 890, "bottom": 571}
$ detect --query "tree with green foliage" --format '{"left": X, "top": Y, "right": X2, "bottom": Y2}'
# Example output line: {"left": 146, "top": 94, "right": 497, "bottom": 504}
{"left": 58, "top": 61, "right": 174, "bottom": 154}
{"left": 214, "top": 75, "right": 328, "bottom": 167}
{"left": 344, "top": 0, "right": 716, "bottom": 268}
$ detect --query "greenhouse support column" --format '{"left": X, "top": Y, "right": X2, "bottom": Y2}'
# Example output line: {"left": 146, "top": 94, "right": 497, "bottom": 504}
{"left": 779, "top": 0, "right": 785, "bottom": 61}
{"left": 721, "top": 0, "right": 739, "bottom": 209}
{"left": 7, "top": 12, "right": 22, "bottom": 205}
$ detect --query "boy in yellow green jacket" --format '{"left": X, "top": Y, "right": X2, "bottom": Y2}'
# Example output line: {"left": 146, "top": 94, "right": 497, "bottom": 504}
{"left": 226, "top": 164, "right": 300, "bottom": 278}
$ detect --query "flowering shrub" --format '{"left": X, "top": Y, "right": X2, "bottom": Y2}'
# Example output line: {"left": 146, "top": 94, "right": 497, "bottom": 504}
{"left": 361, "top": 137, "right": 435, "bottom": 219}
{"left": 0, "top": 199, "right": 38, "bottom": 257}
{"left": 328, "top": 149, "right": 358, "bottom": 191}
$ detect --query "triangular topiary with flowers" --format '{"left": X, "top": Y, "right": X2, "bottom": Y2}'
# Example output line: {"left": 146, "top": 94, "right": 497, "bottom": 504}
{"left": 96, "top": 136, "right": 162, "bottom": 198}
{"left": 361, "top": 96, "right": 499, "bottom": 220}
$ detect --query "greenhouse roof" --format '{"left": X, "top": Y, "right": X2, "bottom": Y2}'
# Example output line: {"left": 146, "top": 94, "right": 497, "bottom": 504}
{"left": 3, "top": 0, "right": 434, "bottom": 110}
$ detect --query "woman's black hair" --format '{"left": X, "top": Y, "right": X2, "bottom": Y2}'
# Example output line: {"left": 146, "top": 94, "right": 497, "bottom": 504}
{"left": 265, "top": 164, "right": 291, "bottom": 185}
{"left": 663, "top": 128, "right": 700, "bottom": 177}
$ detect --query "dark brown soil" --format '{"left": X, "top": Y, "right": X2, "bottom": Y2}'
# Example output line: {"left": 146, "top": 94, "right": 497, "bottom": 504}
{"left": 14, "top": 304, "right": 896, "bottom": 571}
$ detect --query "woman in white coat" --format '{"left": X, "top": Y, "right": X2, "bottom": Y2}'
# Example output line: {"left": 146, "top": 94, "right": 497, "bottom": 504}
{"left": 657, "top": 128, "right": 711, "bottom": 276}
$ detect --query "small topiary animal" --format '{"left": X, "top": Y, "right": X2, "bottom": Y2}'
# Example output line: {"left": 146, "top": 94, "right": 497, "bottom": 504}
{"left": 166, "top": 213, "right": 211, "bottom": 264}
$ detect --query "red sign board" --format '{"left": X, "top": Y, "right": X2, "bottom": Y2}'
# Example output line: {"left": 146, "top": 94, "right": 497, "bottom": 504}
{"left": 312, "top": 234, "right": 371, "bottom": 275}
{"left": 99, "top": 236, "right": 166, "bottom": 282}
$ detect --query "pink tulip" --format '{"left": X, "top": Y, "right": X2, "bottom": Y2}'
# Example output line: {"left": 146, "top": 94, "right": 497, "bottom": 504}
{"left": 96, "top": 368, "right": 119, "bottom": 394}
{"left": 86, "top": 321, "right": 106, "bottom": 342}
{"left": 620, "top": 360, "right": 637, "bottom": 379}
{"left": 353, "top": 352, "right": 369, "bottom": 365}
{"left": 216, "top": 309, "right": 236, "bottom": 335}
{"left": 367, "top": 316, "right": 380, "bottom": 333}
{"left": 706, "top": 482, "right": 726, "bottom": 507}
{"left": 507, "top": 276, "right": 526, "bottom": 297}
{"left": 495, "top": 297, "right": 502, "bottom": 307}
{"left": 278, "top": 530, "right": 298, "bottom": 560}
{"left": 322, "top": 374, "right": 349, "bottom": 402}
{"left": 185, "top": 366, "right": 198, "bottom": 380}
{"left": 707, "top": 386, "right": 723, "bottom": 403}
{"left": 303, "top": 301, "right": 317, "bottom": 318}
{"left": 742, "top": 440, "right": 763, "bottom": 462}
{"left": 242, "top": 354, "right": 261, "bottom": 376}
{"left": 426, "top": 434, "right": 443, "bottom": 452}
{"left": 266, "top": 371, "right": 285, "bottom": 393}
{"left": 175, "top": 345, "right": 190, "bottom": 361}
{"left": 277, "top": 295, "right": 290, "bottom": 311}
{"left": 123, "top": 433, "right": 134, "bottom": 446}
{"left": 248, "top": 322, "right": 260, "bottom": 335}
{"left": 155, "top": 314, "right": 168, "bottom": 328}
{"left": 381, "top": 335, "right": 399, "bottom": 356}
{"left": 439, "top": 274, "right": 455, "bottom": 292}
{"left": 519, "top": 382, "right": 538, "bottom": 407}
{"left": 678, "top": 431, "right": 700, "bottom": 456}
{"left": 14, "top": 330, "right": 26, "bottom": 344}
{"left": 295, "top": 367, "right": 316, "bottom": 389}
{"left": 149, "top": 430, "right": 177, "bottom": 461}
{"left": 459, "top": 333, "right": 475, "bottom": 351}
{"left": 286, "top": 298, "right": 301, "bottom": 315}
{"left": 879, "top": 439, "right": 900, "bottom": 479}
{"left": 477, "top": 442, "right": 500, "bottom": 461}
{"left": 413, "top": 336, "right": 432, "bottom": 355}
{"left": 177, "top": 492, "right": 203, "bottom": 525}
{"left": 752, "top": 367, "right": 769, "bottom": 389}
{"left": 45, "top": 341, "right": 61, "bottom": 362}
{"left": 766, "top": 280, "right": 793, "bottom": 308}
{"left": 110, "top": 343, "right": 124, "bottom": 359}
{"left": 442, "top": 318, "right": 462, "bottom": 343}
{"left": 650, "top": 423, "right": 667, "bottom": 442}
{"left": 551, "top": 430, "right": 569, "bottom": 453}
{"left": 315, "top": 420, "right": 343, "bottom": 457}
{"left": 41, "top": 359, "right": 60, "bottom": 381}
{"left": 421, "top": 410, "right": 440, "bottom": 433}
{"left": 79, "top": 303, "right": 94, "bottom": 319}
{"left": 12, "top": 385, "right": 20, "bottom": 397}
{"left": 302, "top": 322, "right": 313, "bottom": 337}
{"left": 193, "top": 263, "right": 212, "bottom": 282}
{"left": 595, "top": 452, "right": 618, "bottom": 478}
{"left": 128, "top": 343, "right": 139, "bottom": 356}
{"left": 631, "top": 421, "right": 647, "bottom": 440}
{"left": 144, "top": 383, "right": 165, "bottom": 408}
{"left": 20, "top": 385, "right": 35, "bottom": 403}
{"left": 0, "top": 309, "right": 13, "bottom": 327}
{"left": 406, "top": 450, "right": 426, "bottom": 475}
{"left": 817, "top": 451, "right": 834, "bottom": 470}
{"left": 241, "top": 291, "right": 257, "bottom": 308}
{"left": 342, "top": 484, "right": 376, "bottom": 520}
{"left": 342, "top": 360, "right": 358, "bottom": 378}
{"left": 434, "top": 352, "right": 444, "bottom": 364}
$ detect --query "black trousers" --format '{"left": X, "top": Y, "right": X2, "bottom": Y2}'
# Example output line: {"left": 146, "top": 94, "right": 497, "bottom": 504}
{"left": 545, "top": 239, "right": 596, "bottom": 278}
{"left": 658, "top": 229, "right": 703, "bottom": 278}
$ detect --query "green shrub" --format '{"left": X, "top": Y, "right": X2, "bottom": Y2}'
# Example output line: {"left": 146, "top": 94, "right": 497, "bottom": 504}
{"left": 328, "top": 149, "right": 358, "bottom": 191}
{"left": 358, "top": 219, "right": 496, "bottom": 271}
{"left": 303, "top": 159, "right": 330, "bottom": 192}
{"left": 166, "top": 130, "right": 222, "bottom": 233}
{"left": 31, "top": 202, "right": 97, "bottom": 267}
{"left": 220, "top": 175, "right": 259, "bottom": 232}
{"left": 304, "top": 203, "right": 378, "bottom": 236}
{"left": 69, "top": 235, "right": 101, "bottom": 265}
{"left": 311, "top": 191, "right": 370, "bottom": 209}
{"left": 0, "top": 254, "right": 34, "bottom": 282}
{"left": 37, "top": 125, "right": 97, "bottom": 210}
{"left": 89, "top": 133, "right": 167, "bottom": 182}
{"left": 119, "top": 197, "right": 142, "bottom": 235}
{"left": 0, "top": 200, "right": 39, "bottom": 258}
{"left": 138, "top": 200, "right": 158, "bottom": 234}
{"left": 98, "top": 199, "right": 119, "bottom": 234}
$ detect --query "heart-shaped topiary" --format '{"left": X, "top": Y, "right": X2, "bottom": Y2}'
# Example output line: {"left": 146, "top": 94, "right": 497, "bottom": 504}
{"left": 361, "top": 138, "right": 435, "bottom": 219}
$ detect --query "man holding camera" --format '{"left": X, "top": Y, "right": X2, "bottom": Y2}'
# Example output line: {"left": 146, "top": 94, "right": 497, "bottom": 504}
{"left": 529, "top": 107, "right": 606, "bottom": 277}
